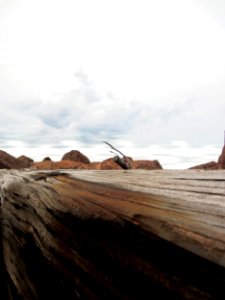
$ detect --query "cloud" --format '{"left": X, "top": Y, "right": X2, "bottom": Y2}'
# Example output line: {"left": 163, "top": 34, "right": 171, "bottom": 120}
{"left": 0, "top": 70, "right": 223, "bottom": 170}
{"left": 1, "top": 1, "right": 225, "bottom": 168}
{"left": 0, "top": 72, "right": 135, "bottom": 148}
{"left": 126, "top": 84, "right": 225, "bottom": 148}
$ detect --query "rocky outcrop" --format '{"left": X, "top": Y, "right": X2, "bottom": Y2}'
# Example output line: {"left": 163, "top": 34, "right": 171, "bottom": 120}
{"left": 100, "top": 158, "right": 122, "bottom": 170}
{"left": 0, "top": 148, "right": 164, "bottom": 170}
{"left": 0, "top": 151, "right": 33, "bottom": 169}
{"left": 31, "top": 160, "right": 89, "bottom": 170}
{"left": 17, "top": 155, "right": 34, "bottom": 168}
{"left": 218, "top": 145, "right": 225, "bottom": 169}
{"left": 190, "top": 161, "right": 219, "bottom": 170}
{"left": 91, "top": 157, "right": 162, "bottom": 171}
{"left": 0, "top": 150, "right": 20, "bottom": 169}
{"left": 61, "top": 150, "right": 90, "bottom": 164}
{"left": 88, "top": 162, "right": 102, "bottom": 170}
{"left": 190, "top": 145, "right": 225, "bottom": 170}
{"left": 131, "top": 160, "right": 163, "bottom": 170}
{"left": 32, "top": 158, "right": 163, "bottom": 171}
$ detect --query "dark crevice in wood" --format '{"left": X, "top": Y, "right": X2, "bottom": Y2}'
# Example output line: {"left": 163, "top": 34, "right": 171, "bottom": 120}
{"left": 0, "top": 200, "right": 10, "bottom": 299}
{"left": 176, "top": 178, "right": 225, "bottom": 182}
{"left": 45, "top": 211, "right": 225, "bottom": 299}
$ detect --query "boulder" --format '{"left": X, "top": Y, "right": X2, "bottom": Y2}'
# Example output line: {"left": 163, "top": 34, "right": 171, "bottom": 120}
{"left": 61, "top": 150, "right": 90, "bottom": 164}
{"left": 189, "top": 161, "right": 218, "bottom": 170}
{"left": 0, "top": 150, "right": 20, "bottom": 169}
{"left": 17, "top": 155, "right": 34, "bottom": 168}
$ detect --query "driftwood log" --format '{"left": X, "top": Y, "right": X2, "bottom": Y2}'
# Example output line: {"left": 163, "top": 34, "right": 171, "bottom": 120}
{"left": 1, "top": 169, "right": 225, "bottom": 299}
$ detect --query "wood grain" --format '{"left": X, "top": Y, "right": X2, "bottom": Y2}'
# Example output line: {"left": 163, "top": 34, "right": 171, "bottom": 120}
{"left": 1, "top": 169, "right": 225, "bottom": 299}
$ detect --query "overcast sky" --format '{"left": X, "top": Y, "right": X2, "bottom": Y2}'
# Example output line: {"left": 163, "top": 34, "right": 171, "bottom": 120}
{"left": 0, "top": 0, "right": 225, "bottom": 168}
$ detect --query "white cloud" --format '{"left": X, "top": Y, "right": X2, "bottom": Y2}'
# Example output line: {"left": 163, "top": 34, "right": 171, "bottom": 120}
{"left": 0, "top": 70, "right": 224, "bottom": 168}
{"left": 2, "top": 0, "right": 225, "bottom": 101}
{"left": 1, "top": 0, "right": 225, "bottom": 168}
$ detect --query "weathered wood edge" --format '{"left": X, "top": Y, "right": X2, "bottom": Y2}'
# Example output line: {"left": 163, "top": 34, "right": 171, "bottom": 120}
{"left": 1, "top": 169, "right": 225, "bottom": 268}
{"left": 1, "top": 169, "right": 225, "bottom": 299}
{"left": 60, "top": 169, "right": 225, "bottom": 268}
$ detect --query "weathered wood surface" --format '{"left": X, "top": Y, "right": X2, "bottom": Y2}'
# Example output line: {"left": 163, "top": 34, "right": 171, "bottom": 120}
{"left": 1, "top": 169, "right": 225, "bottom": 299}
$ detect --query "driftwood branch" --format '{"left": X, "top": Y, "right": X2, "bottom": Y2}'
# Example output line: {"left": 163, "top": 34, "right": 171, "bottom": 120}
{"left": 1, "top": 170, "right": 225, "bottom": 299}
{"left": 103, "top": 141, "right": 126, "bottom": 157}
{"left": 103, "top": 141, "right": 131, "bottom": 169}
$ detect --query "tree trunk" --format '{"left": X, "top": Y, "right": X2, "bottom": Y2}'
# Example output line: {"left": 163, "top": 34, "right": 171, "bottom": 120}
{"left": 1, "top": 169, "right": 225, "bottom": 299}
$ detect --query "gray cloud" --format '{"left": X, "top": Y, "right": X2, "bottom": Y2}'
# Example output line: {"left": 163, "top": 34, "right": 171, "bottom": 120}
{"left": 0, "top": 63, "right": 224, "bottom": 170}
{"left": 1, "top": 0, "right": 225, "bottom": 169}
{"left": 1, "top": 71, "right": 225, "bottom": 153}
{"left": 0, "top": 72, "right": 135, "bottom": 148}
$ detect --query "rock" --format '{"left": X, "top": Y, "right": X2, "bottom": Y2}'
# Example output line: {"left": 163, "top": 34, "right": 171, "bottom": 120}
{"left": 42, "top": 157, "right": 52, "bottom": 162}
{"left": 218, "top": 145, "right": 225, "bottom": 169}
{"left": 31, "top": 160, "right": 89, "bottom": 170}
{"left": 90, "top": 157, "right": 162, "bottom": 170}
{"left": 100, "top": 158, "right": 122, "bottom": 170}
{"left": 17, "top": 155, "right": 34, "bottom": 168}
{"left": 189, "top": 161, "right": 218, "bottom": 170}
{"left": 61, "top": 150, "right": 90, "bottom": 164}
{"left": 190, "top": 145, "right": 225, "bottom": 170}
{"left": 0, "top": 150, "right": 20, "bottom": 169}
{"left": 131, "top": 160, "right": 163, "bottom": 170}
{"left": 88, "top": 162, "right": 102, "bottom": 170}
{"left": 31, "top": 161, "right": 52, "bottom": 170}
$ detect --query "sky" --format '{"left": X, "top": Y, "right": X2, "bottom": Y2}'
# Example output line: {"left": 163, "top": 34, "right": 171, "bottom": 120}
{"left": 0, "top": 0, "right": 225, "bottom": 169}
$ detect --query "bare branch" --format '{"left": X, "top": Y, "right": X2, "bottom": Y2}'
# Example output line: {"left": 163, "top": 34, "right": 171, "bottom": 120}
{"left": 103, "top": 141, "right": 132, "bottom": 169}
{"left": 103, "top": 141, "right": 126, "bottom": 157}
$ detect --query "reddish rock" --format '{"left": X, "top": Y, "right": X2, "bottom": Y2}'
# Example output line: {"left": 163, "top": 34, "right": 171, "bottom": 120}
{"left": 31, "top": 160, "right": 89, "bottom": 170}
{"left": 31, "top": 161, "right": 53, "bottom": 170}
{"left": 17, "top": 155, "right": 34, "bottom": 168}
{"left": 88, "top": 162, "right": 102, "bottom": 170}
{"left": 0, "top": 150, "right": 20, "bottom": 169}
{"left": 61, "top": 150, "right": 90, "bottom": 164}
{"left": 100, "top": 158, "right": 122, "bottom": 170}
{"left": 190, "top": 145, "right": 225, "bottom": 170}
{"left": 190, "top": 161, "right": 218, "bottom": 170}
{"left": 131, "top": 160, "right": 163, "bottom": 170}
{"left": 218, "top": 145, "right": 225, "bottom": 169}
{"left": 89, "top": 157, "right": 162, "bottom": 170}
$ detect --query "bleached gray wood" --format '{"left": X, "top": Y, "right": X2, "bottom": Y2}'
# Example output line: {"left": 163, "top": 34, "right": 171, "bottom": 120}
{"left": 1, "top": 169, "right": 225, "bottom": 299}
